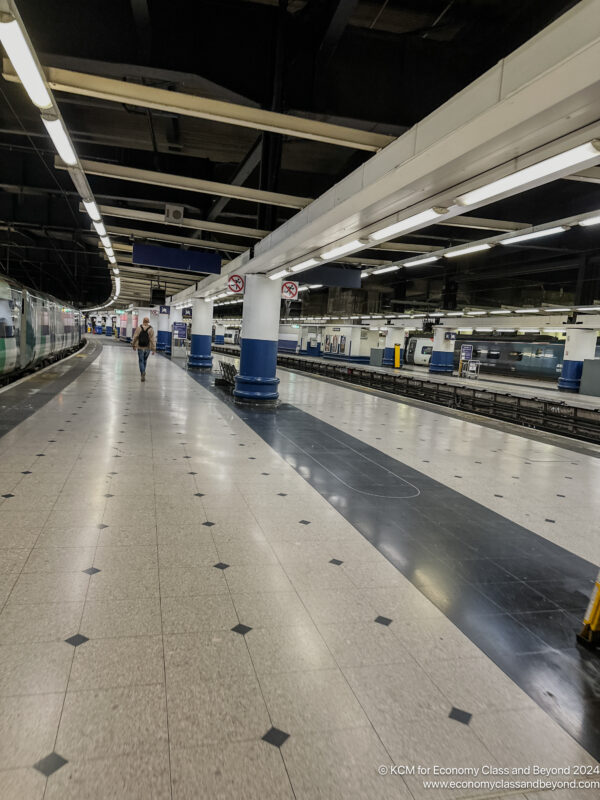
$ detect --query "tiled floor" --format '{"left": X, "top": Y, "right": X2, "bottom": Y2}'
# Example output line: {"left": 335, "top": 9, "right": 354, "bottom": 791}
{"left": 0, "top": 339, "right": 598, "bottom": 799}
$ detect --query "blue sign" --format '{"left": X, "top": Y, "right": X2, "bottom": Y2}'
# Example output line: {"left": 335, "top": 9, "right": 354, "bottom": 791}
{"left": 173, "top": 322, "right": 187, "bottom": 339}
{"left": 182, "top": 307, "right": 192, "bottom": 319}
{"left": 461, "top": 344, "right": 473, "bottom": 360}
{"left": 445, "top": 331, "right": 457, "bottom": 340}
{"left": 159, "top": 305, "right": 170, "bottom": 314}
{"left": 133, "top": 243, "right": 221, "bottom": 274}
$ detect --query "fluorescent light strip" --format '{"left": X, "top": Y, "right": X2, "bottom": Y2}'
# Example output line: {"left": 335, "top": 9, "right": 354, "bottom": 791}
{"left": 290, "top": 258, "right": 320, "bottom": 273}
{"left": 457, "top": 141, "right": 600, "bottom": 206}
{"left": 467, "top": 311, "right": 486, "bottom": 316}
{"left": 0, "top": 16, "right": 52, "bottom": 108}
{"left": 372, "top": 266, "right": 399, "bottom": 275}
{"left": 269, "top": 269, "right": 289, "bottom": 280}
{"left": 82, "top": 199, "right": 101, "bottom": 222}
{"left": 500, "top": 226, "right": 567, "bottom": 245}
{"left": 321, "top": 239, "right": 364, "bottom": 260}
{"left": 93, "top": 220, "right": 107, "bottom": 237}
{"left": 100, "top": 236, "right": 111, "bottom": 248}
{"left": 490, "top": 310, "right": 512, "bottom": 315}
{"left": 308, "top": 284, "right": 322, "bottom": 289}
{"left": 369, "top": 207, "right": 447, "bottom": 242}
{"left": 446, "top": 312, "right": 464, "bottom": 316}
{"left": 580, "top": 214, "right": 600, "bottom": 227}
{"left": 514, "top": 308, "right": 539, "bottom": 313}
{"left": 444, "top": 243, "right": 492, "bottom": 258}
{"left": 360, "top": 271, "right": 371, "bottom": 278}
{"left": 108, "top": 254, "right": 116, "bottom": 264}
{"left": 577, "top": 306, "right": 599, "bottom": 311}
{"left": 544, "top": 307, "right": 571, "bottom": 312}
{"left": 41, "top": 115, "right": 77, "bottom": 166}
{"left": 404, "top": 255, "right": 439, "bottom": 267}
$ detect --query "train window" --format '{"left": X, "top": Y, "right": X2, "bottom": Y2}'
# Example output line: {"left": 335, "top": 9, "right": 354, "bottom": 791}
{"left": 534, "top": 348, "right": 543, "bottom": 357}
{"left": 421, "top": 346, "right": 432, "bottom": 355}
{"left": 508, "top": 351, "right": 523, "bottom": 361}
{"left": 487, "top": 350, "right": 501, "bottom": 359}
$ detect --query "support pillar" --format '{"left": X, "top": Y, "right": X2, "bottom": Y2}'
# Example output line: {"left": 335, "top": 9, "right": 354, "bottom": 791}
{"left": 156, "top": 307, "right": 170, "bottom": 351}
{"left": 214, "top": 324, "right": 225, "bottom": 345}
{"left": 558, "top": 327, "right": 597, "bottom": 392}
{"left": 188, "top": 300, "right": 213, "bottom": 369}
{"left": 234, "top": 274, "right": 280, "bottom": 401}
{"left": 383, "top": 327, "right": 407, "bottom": 367}
{"left": 105, "top": 315, "right": 113, "bottom": 337}
{"left": 167, "top": 307, "right": 183, "bottom": 356}
{"left": 95, "top": 318, "right": 103, "bottom": 335}
{"left": 429, "top": 327, "right": 456, "bottom": 374}
{"left": 126, "top": 312, "right": 133, "bottom": 343}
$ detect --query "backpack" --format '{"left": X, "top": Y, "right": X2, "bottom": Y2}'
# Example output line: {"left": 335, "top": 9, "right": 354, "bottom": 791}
{"left": 138, "top": 326, "right": 150, "bottom": 347}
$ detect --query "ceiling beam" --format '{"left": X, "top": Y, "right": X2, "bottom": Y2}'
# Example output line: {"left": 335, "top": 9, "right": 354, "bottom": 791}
{"left": 3, "top": 62, "right": 394, "bottom": 152}
{"left": 57, "top": 157, "right": 312, "bottom": 209}
{"left": 440, "top": 215, "right": 530, "bottom": 232}
{"left": 207, "top": 137, "right": 263, "bottom": 222}
{"left": 103, "top": 224, "right": 248, "bottom": 253}
{"left": 564, "top": 167, "right": 600, "bottom": 184}
{"left": 88, "top": 203, "right": 268, "bottom": 239}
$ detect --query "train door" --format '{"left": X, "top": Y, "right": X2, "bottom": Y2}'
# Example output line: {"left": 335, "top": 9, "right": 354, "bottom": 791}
{"left": 0, "top": 282, "right": 21, "bottom": 377}
{"left": 406, "top": 338, "right": 417, "bottom": 364}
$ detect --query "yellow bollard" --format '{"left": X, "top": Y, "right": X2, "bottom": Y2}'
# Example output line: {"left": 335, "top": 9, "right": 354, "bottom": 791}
{"left": 394, "top": 343, "right": 401, "bottom": 369}
{"left": 577, "top": 571, "right": 600, "bottom": 649}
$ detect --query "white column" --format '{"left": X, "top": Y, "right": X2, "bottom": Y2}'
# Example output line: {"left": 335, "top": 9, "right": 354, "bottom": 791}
{"left": 558, "top": 327, "right": 598, "bottom": 392}
{"left": 384, "top": 326, "right": 407, "bottom": 367}
{"left": 188, "top": 299, "right": 213, "bottom": 368}
{"left": 234, "top": 274, "right": 281, "bottom": 401}
{"left": 429, "top": 326, "right": 456, "bottom": 373}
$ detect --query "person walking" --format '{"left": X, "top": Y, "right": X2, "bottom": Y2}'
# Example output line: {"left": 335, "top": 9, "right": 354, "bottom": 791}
{"left": 132, "top": 316, "right": 156, "bottom": 381}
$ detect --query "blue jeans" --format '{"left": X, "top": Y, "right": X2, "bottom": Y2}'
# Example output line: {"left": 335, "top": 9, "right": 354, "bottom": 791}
{"left": 138, "top": 349, "right": 150, "bottom": 374}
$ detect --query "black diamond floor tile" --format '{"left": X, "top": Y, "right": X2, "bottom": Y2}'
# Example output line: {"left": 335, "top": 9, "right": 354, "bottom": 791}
{"left": 261, "top": 472, "right": 270, "bottom": 475}
{"left": 82, "top": 567, "right": 101, "bottom": 575}
{"left": 188, "top": 472, "right": 197, "bottom": 475}
{"left": 21, "top": 471, "right": 32, "bottom": 475}
{"left": 231, "top": 623, "right": 252, "bottom": 635}
{"left": 375, "top": 615, "right": 393, "bottom": 626}
{"left": 203, "top": 521, "right": 215, "bottom": 527}
{"left": 262, "top": 727, "right": 290, "bottom": 747}
{"left": 277, "top": 493, "right": 287, "bottom": 497}
{"left": 33, "top": 752, "right": 68, "bottom": 776}
{"left": 214, "top": 562, "right": 230, "bottom": 570}
{"left": 299, "top": 520, "right": 311, "bottom": 525}
{"left": 104, "top": 494, "right": 114, "bottom": 498}
{"left": 194, "top": 493, "right": 205, "bottom": 497}
{"left": 65, "top": 633, "right": 89, "bottom": 647}
{"left": 448, "top": 707, "right": 472, "bottom": 725}
{"left": 329, "top": 558, "right": 343, "bottom": 566}
{"left": 2, "top": 493, "right": 14, "bottom": 498}
{"left": 97, "top": 524, "right": 109, "bottom": 530}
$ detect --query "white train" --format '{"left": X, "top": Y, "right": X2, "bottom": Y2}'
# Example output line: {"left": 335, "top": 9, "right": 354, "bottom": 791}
{"left": 0, "top": 276, "right": 83, "bottom": 385}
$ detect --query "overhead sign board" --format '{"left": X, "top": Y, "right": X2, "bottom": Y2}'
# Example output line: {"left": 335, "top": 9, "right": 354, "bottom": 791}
{"left": 182, "top": 307, "right": 192, "bottom": 319}
{"left": 228, "top": 274, "right": 245, "bottom": 293}
{"left": 281, "top": 281, "right": 299, "bottom": 300}
{"left": 133, "top": 244, "right": 221, "bottom": 274}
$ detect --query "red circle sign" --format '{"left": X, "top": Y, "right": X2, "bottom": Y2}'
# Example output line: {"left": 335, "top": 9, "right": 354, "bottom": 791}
{"left": 228, "top": 274, "right": 245, "bottom": 293}
{"left": 282, "top": 281, "right": 298, "bottom": 299}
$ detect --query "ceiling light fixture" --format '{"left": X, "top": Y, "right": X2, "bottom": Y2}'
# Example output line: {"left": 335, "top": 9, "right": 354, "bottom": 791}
{"left": 444, "top": 243, "right": 492, "bottom": 258}
{"left": 0, "top": 14, "right": 52, "bottom": 108}
{"left": 108, "top": 254, "right": 116, "bottom": 264}
{"left": 82, "top": 199, "right": 101, "bottom": 222}
{"left": 514, "top": 308, "right": 539, "bottom": 313}
{"left": 500, "top": 226, "right": 568, "bottom": 245}
{"left": 268, "top": 269, "right": 289, "bottom": 280}
{"left": 490, "top": 310, "right": 512, "bottom": 315}
{"left": 41, "top": 114, "right": 77, "bottom": 165}
{"left": 290, "top": 258, "right": 320, "bottom": 273}
{"left": 457, "top": 141, "right": 600, "bottom": 206}
{"left": 100, "top": 235, "right": 111, "bottom": 248}
{"left": 369, "top": 208, "right": 447, "bottom": 242}
{"left": 544, "top": 307, "right": 571, "bottom": 312}
{"left": 321, "top": 239, "right": 364, "bottom": 260}
{"left": 579, "top": 214, "right": 600, "bottom": 227}
{"left": 372, "top": 266, "right": 399, "bottom": 275}
{"left": 308, "top": 284, "right": 322, "bottom": 289}
{"left": 403, "top": 255, "right": 440, "bottom": 267}
{"left": 93, "top": 220, "right": 107, "bottom": 237}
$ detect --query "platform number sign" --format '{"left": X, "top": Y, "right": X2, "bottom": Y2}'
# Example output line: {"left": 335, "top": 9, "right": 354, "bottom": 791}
{"left": 281, "top": 281, "right": 299, "bottom": 300}
{"left": 228, "top": 274, "right": 245, "bottom": 294}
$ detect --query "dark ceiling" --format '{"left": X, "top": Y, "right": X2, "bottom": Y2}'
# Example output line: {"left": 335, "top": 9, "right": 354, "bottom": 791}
{"left": 1, "top": 0, "right": 597, "bottom": 312}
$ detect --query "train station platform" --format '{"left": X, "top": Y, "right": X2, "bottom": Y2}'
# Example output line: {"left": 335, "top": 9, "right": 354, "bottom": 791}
{"left": 1, "top": 339, "right": 599, "bottom": 799}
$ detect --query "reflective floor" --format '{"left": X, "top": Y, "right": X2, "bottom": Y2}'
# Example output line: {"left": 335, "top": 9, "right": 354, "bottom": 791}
{"left": 0, "top": 339, "right": 598, "bottom": 799}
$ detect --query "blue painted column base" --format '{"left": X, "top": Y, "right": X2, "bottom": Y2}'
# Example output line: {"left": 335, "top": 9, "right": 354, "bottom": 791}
{"left": 105, "top": 326, "right": 113, "bottom": 337}
{"left": 429, "top": 350, "right": 454, "bottom": 373}
{"left": 558, "top": 359, "right": 583, "bottom": 392}
{"left": 382, "top": 346, "right": 404, "bottom": 367}
{"left": 233, "top": 338, "right": 279, "bottom": 401}
{"left": 95, "top": 326, "right": 102, "bottom": 335}
{"left": 156, "top": 330, "right": 170, "bottom": 352}
{"left": 188, "top": 334, "right": 213, "bottom": 369}
{"left": 215, "top": 335, "right": 225, "bottom": 345}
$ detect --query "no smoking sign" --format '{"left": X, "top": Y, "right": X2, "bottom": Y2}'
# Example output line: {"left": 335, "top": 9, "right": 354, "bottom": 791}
{"left": 281, "top": 281, "right": 299, "bottom": 299}
{"left": 228, "top": 274, "right": 245, "bottom": 294}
